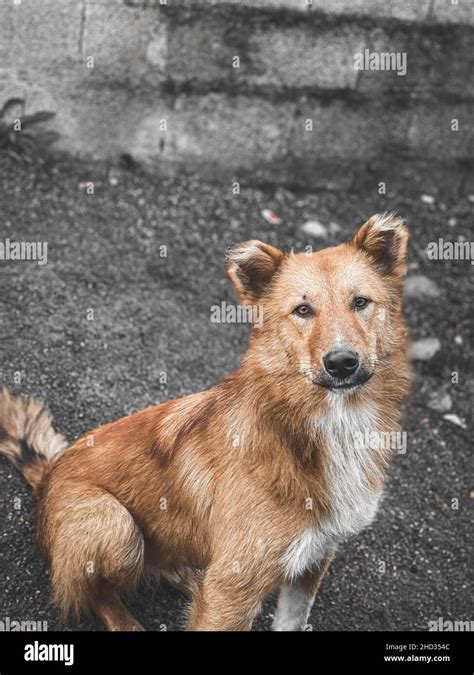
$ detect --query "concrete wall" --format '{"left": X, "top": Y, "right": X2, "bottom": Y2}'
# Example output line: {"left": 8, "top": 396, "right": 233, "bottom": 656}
{"left": 0, "top": 0, "right": 473, "bottom": 191}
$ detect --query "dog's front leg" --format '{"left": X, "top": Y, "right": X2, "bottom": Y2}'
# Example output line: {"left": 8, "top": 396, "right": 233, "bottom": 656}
{"left": 272, "top": 552, "right": 335, "bottom": 631}
{"left": 187, "top": 565, "right": 270, "bottom": 631}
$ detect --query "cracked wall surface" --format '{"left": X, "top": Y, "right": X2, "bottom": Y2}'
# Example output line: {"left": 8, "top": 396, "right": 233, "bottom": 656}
{"left": 0, "top": 0, "right": 472, "bottom": 190}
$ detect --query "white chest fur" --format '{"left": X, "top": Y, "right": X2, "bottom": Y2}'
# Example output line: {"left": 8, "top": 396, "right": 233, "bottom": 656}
{"left": 282, "top": 398, "right": 384, "bottom": 580}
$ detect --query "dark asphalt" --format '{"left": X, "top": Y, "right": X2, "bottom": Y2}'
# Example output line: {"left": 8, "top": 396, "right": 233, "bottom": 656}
{"left": 0, "top": 155, "right": 472, "bottom": 631}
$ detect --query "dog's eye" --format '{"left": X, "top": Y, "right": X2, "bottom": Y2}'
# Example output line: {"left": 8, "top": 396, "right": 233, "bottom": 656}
{"left": 352, "top": 297, "right": 371, "bottom": 310}
{"left": 293, "top": 304, "right": 314, "bottom": 318}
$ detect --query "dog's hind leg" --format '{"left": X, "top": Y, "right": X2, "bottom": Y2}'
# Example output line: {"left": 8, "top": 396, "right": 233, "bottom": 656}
{"left": 41, "top": 485, "right": 145, "bottom": 630}
{"left": 159, "top": 567, "right": 204, "bottom": 600}
{"left": 91, "top": 583, "right": 145, "bottom": 631}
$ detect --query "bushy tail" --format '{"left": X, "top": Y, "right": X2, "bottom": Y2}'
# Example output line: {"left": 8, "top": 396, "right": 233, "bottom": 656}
{"left": 0, "top": 389, "right": 67, "bottom": 496}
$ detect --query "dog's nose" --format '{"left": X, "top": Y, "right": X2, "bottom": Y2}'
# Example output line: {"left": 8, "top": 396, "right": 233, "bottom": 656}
{"left": 323, "top": 350, "right": 359, "bottom": 380}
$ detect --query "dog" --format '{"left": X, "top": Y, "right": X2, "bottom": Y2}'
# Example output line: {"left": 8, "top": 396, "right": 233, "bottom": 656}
{"left": 0, "top": 213, "right": 411, "bottom": 631}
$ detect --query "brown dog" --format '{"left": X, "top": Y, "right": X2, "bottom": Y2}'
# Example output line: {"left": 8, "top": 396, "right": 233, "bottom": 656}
{"left": 0, "top": 213, "right": 410, "bottom": 631}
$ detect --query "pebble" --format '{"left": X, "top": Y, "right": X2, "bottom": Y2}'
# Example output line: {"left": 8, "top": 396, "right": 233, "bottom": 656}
{"left": 261, "top": 209, "right": 281, "bottom": 225}
{"left": 427, "top": 391, "right": 452, "bottom": 413}
{"left": 443, "top": 414, "right": 467, "bottom": 429}
{"left": 405, "top": 275, "right": 440, "bottom": 299}
{"left": 300, "top": 220, "right": 328, "bottom": 239}
{"left": 420, "top": 194, "right": 435, "bottom": 205}
{"left": 409, "top": 338, "right": 441, "bottom": 361}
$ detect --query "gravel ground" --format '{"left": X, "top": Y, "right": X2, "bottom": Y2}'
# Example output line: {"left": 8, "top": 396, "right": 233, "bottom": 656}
{"left": 0, "top": 155, "right": 472, "bottom": 631}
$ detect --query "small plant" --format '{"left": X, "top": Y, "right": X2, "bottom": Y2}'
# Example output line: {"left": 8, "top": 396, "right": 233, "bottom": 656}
{"left": 0, "top": 98, "right": 59, "bottom": 162}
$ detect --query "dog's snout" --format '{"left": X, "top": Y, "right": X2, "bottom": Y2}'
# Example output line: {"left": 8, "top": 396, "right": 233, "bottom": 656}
{"left": 323, "top": 350, "right": 359, "bottom": 380}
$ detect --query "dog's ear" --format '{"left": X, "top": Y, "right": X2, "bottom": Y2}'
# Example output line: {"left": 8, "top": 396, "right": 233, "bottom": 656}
{"left": 351, "top": 213, "right": 409, "bottom": 276}
{"left": 226, "top": 240, "right": 284, "bottom": 304}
